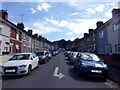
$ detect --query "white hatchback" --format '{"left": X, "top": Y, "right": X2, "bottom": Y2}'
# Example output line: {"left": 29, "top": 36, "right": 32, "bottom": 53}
{"left": 2, "top": 53, "right": 39, "bottom": 76}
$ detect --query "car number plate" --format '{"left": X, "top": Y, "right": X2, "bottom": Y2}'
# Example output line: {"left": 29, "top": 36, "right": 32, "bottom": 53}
{"left": 6, "top": 70, "right": 15, "bottom": 72}
{"left": 91, "top": 70, "right": 102, "bottom": 73}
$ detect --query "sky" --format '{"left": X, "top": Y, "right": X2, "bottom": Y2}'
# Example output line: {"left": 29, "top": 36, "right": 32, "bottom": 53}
{"left": 1, "top": 0, "right": 119, "bottom": 42}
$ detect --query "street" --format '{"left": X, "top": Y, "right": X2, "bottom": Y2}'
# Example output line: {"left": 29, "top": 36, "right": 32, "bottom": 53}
{"left": 2, "top": 51, "right": 114, "bottom": 89}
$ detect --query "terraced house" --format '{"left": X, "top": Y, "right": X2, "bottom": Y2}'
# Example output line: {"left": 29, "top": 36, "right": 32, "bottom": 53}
{"left": 65, "top": 8, "right": 120, "bottom": 55}
{"left": 0, "top": 10, "right": 57, "bottom": 55}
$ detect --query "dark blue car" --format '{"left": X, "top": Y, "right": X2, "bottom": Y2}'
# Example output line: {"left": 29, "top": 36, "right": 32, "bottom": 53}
{"left": 74, "top": 52, "right": 108, "bottom": 79}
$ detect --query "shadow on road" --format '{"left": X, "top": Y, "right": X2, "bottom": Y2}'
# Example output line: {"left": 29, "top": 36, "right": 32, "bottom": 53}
{"left": 66, "top": 61, "right": 73, "bottom": 66}
{"left": 68, "top": 67, "right": 106, "bottom": 82}
{"left": 2, "top": 74, "right": 27, "bottom": 80}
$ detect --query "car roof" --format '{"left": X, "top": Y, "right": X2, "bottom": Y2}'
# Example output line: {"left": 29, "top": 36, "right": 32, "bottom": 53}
{"left": 78, "top": 52, "right": 97, "bottom": 55}
{"left": 15, "top": 53, "right": 33, "bottom": 55}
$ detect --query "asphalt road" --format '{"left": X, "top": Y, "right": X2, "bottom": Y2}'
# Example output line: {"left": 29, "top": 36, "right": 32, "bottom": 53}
{"left": 2, "top": 51, "right": 113, "bottom": 89}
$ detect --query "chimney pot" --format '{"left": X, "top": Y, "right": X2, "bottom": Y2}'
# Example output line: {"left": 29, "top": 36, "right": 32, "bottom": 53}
{"left": 0, "top": 10, "right": 8, "bottom": 20}
{"left": 112, "top": 8, "right": 120, "bottom": 17}
{"left": 96, "top": 21, "right": 103, "bottom": 29}
{"left": 17, "top": 23, "right": 24, "bottom": 30}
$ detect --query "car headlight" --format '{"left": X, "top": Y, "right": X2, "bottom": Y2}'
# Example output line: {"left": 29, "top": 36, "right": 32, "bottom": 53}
{"left": 19, "top": 65, "right": 27, "bottom": 68}
{"left": 103, "top": 64, "right": 108, "bottom": 69}
{"left": 81, "top": 63, "right": 87, "bottom": 67}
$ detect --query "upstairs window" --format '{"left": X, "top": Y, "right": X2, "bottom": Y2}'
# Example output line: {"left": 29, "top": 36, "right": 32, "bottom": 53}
{"left": 113, "top": 23, "right": 120, "bottom": 31}
{"left": 16, "top": 33, "right": 19, "bottom": 40}
{"left": 99, "top": 31, "right": 104, "bottom": 39}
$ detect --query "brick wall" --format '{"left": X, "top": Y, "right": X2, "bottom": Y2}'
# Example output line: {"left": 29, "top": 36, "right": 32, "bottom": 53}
{"left": 98, "top": 54, "right": 120, "bottom": 68}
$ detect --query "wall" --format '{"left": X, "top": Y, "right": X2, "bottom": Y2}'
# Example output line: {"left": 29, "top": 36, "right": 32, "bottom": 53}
{"left": 95, "top": 25, "right": 108, "bottom": 54}
{"left": 0, "top": 22, "right": 10, "bottom": 55}
{"left": 107, "top": 14, "right": 120, "bottom": 54}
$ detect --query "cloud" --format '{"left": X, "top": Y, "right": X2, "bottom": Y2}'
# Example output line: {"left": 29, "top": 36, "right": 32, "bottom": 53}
{"left": 104, "top": 9, "right": 112, "bottom": 18}
{"left": 25, "top": 22, "right": 62, "bottom": 34}
{"left": 45, "top": 17, "right": 108, "bottom": 35}
{"left": 45, "top": 17, "right": 69, "bottom": 27}
{"left": 37, "top": 2, "right": 52, "bottom": 12}
{"left": 71, "top": 12, "right": 80, "bottom": 16}
{"left": 104, "top": 6, "right": 118, "bottom": 18}
{"left": 95, "top": 5, "right": 104, "bottom": 12}
{"left": 86, "top": 8, "right": 96, "bottom": 14}
{"left": 37, "top": 5, "right": 42, "bottom": 11}
{"left": 31, "top": 8, "right": 36, "bottom": 13}
{"left": 67, "top": 32, "right": 73, "bottom": 35}
{"left": 106, "top": 3, "right": 115, "bottom": 6}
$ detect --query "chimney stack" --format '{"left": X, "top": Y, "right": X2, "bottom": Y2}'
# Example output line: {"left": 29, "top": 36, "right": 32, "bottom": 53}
{"left": 0, "top": 10, "right": 8, "bottom": 20}
{"left": 96, "top": 21, "right": 104, "bottom": 29}
{"left": 17, "top": 23, "right": 24, "bottom": 30}
{"left": 89, "top": 29, "right": 94, "bottom": 34}
{"left": 34, "top": 34, "right": 38, "bottom": 38}
{"left": 112, "top": 8, "right": 120, "bottom": 17}
{"left": 84, "top": 33, "right": 88, "bottom": 37}
{"left": 28, "top": 29, "right": 33, "bottom": 35}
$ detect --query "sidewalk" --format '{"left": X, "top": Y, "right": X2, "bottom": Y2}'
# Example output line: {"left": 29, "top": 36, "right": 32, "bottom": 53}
{"left": 108, "top": 66, "right": 120, "bottom": 86}
{"left": 0, "top": 55, "right": 13, "bottom": 65}
{"left": 0, "top": 55, "right": 13, "bottom": 74}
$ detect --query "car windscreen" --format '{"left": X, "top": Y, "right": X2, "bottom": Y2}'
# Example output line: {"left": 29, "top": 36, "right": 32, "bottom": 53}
{"left": 9, "top": 54, "right": 30, "bottom": 60}
{"left": 36, "top": 52, "right": 44, "bottom": 55}
{"left": 80, "top": 54, "right": 100, "bottom": 61}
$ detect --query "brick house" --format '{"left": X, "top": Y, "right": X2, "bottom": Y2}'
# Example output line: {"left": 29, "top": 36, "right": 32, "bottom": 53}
{"left": 0, "top": 10, "right": 22, "bottom": 54}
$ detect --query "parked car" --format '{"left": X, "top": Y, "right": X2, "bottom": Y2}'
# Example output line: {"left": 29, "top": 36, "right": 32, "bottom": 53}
{"left": 69, "top": 52, "right": 78, "bottom": 64}
{"left": 2, "top": 53, "right": 39, "bottom": 76}
{"left": 46, "top": 51, "right": 52, "bottom": 59}
{"left": 64, "top": 51, "right": 71, "bottom": 57}
{"left": 74, "top": 52, "right": 108, "bottom": 79}
{"left": 35, "top": 51, "right": 49, "bottom": 64}
{"left": 67, "top": 51, "right": 73, "bottom": 61}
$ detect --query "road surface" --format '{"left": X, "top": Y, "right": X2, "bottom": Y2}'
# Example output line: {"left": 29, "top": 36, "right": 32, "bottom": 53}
{"left": 2, "top": 51, "right": 115, "bottom": 89}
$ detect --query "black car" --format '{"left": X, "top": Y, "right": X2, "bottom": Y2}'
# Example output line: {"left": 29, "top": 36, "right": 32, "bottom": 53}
{"left": 35, "top": 51, "right": 49, "bottom": 64}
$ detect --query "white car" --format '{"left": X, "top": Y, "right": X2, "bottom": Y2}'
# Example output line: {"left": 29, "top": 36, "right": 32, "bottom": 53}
{"left": 2, "top": 53, "right": 39, "bottom": 76}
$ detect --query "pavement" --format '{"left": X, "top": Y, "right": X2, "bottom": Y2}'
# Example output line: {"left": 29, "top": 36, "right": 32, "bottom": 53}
{"left": 108, "top": 66, "right": 120, "bottom": 86}
{"left": 0, "top": 55, "right": 13, "bottom": 74}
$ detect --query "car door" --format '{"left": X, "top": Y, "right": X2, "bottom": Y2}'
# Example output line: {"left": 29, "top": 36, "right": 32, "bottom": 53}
{"left": 74, "top": 53, "right": 81, "bottom": 68}
{"left": 33, "top": 53, "right": 38, "bottom": 68}
{"left": 31, "top": 53, "right": 37, "bottom": 69}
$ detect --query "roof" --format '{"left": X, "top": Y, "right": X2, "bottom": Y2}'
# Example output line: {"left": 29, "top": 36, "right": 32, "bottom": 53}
{"left": 15, "top": 53, "right": 33, "bottom": 55}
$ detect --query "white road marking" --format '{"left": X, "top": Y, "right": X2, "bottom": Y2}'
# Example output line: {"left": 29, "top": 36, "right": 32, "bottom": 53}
{"left": 105, "top": 79, "right": 119, "bottom": 89}
{"left": 53, "top": 67, "right": 65, "bottom": 79}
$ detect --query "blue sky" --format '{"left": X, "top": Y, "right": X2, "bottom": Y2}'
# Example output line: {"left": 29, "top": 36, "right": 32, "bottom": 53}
{"left": 1, "top": 1, "right": 119, "bottom": 41}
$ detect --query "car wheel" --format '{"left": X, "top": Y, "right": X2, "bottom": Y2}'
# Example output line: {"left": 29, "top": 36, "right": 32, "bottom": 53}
{"left": 28, "top": 65, "right": 32, "bottom": 75}
{"left": 43, "top": 60, "right": 46, "bottom": 64}
{"left": 73, "top": 65, "right": 76, "bottom": 69}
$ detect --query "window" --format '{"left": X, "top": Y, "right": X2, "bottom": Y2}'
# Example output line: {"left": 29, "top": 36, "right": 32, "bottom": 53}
{"left": 109, "top": 44, "right": 112, "bottom": 54}
{"left": 16, "top": 33, "right": 19, "bottom": 40}
{"left": 4, "top": 47, "right": 8, "bottom": 52}
{"left": 9, "top": 54, "right": 30, "bottom": 60}
{"left": 93, "top": 34, "right": 95, "bottom": 41}
{"left": 113, "top": 23, "right": 120, "bottom": 31}
{"left": 99, "top": 31, "right": 104, "bottom": 39}
{"left": 115, "top": 45, "right": 117, "bottom": 52}
{"left": 9, "top": 45, "right": 13, "bottom": 53}
{"left": 118, "top": 44, "right": 120, "bottom": 52}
